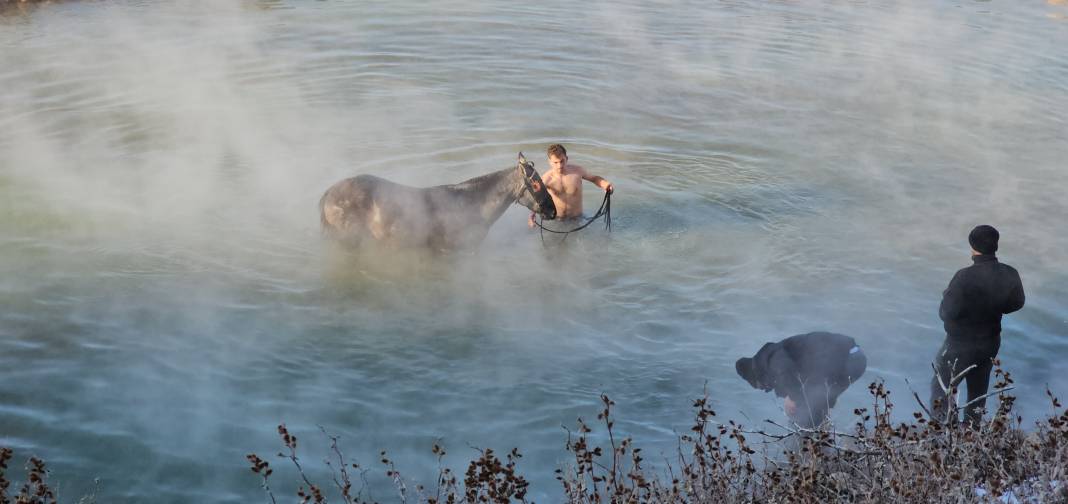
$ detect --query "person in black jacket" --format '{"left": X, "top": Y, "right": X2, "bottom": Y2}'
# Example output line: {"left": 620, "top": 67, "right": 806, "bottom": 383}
{"left": 736, "top": 332, "right": 867, "bottom": 428}
{"left": 931, "top": 225, "right": 1025, "bottom": 425}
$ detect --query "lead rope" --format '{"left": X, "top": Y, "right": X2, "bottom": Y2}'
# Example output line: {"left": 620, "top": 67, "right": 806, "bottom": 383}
{"left": 535, "top": 191, "right": 611, "bottom": 246}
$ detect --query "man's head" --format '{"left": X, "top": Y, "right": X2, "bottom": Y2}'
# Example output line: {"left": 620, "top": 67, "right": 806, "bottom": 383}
{"left": 968, "top": 224, "right": 999, "bottom": 255}
{"left": 735, "top": 357, "right": 762, "bottom": 389}
{"left": 547, "top": 143, "right": 567, "bottom": 171}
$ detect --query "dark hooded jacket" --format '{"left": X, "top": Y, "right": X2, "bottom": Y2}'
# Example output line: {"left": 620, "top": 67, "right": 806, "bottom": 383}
{"left": 939, "top": 255, "right": 1025, "bottom": 349}
{"left": 740, "top": 332, "right": 860, "bottom": 407}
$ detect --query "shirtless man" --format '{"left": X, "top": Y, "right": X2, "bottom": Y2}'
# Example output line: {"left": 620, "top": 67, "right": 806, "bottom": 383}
{"left": 528, "top": 144, "right": 614, "bottom": 226}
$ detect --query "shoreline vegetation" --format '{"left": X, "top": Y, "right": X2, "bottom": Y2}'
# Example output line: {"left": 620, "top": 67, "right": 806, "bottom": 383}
{"left": 4, "top": 364, "right": 1066, "bottom": 503}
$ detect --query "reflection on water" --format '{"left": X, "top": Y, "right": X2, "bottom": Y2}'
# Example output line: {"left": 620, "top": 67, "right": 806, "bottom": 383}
{"left": 1, "top": 0, "right": 1067, "bottom": 502}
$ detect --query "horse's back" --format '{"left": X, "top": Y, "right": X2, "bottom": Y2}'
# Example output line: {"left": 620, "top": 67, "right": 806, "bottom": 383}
{"left": 319, "top": 175, "right": 436, "bottom": 246}
{"left": 319, "top": 175, "right": 378, "bottom": 240}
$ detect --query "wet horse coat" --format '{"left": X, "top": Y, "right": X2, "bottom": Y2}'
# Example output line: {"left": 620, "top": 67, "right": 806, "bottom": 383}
{"left": 319, "top": 154, "right": 556, "bottom": 250}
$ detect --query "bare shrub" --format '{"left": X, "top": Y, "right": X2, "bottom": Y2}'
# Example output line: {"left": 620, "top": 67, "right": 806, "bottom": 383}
{"left": 244, "top": 363, "right": 1066, "bottom": 503}
{"left": 5, "top": 365, "right": 1065, "bottom": 503}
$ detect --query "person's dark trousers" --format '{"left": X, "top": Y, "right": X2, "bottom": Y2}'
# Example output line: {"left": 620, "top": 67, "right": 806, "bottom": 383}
{"left": 791, "top": 390, "right": 830, "bottom": 430}
{"left": 929, "top": 339, "right": 998, "bottom": 426}
{"left": 792, "top": 348, "right": 868, "bottom": 429}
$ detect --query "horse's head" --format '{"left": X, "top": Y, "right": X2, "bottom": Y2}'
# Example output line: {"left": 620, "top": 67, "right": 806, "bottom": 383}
{"left": 516, "top": 152, "right": 556, "bottom": 220}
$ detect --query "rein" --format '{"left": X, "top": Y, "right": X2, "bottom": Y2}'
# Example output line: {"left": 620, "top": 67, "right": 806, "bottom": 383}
{"left": 533, "top": 191, "right": 611, "bottom": 245}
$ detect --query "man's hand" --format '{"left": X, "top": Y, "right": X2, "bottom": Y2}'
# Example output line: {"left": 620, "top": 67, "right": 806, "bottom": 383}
{"left": 528, "top": 212, "right": 537, "bottom": 229}
{"left": 784, "top": 396, "right": 798, "bottom": 416}
{"left": 604, "top": 182, "right": 614, "bottom": 195}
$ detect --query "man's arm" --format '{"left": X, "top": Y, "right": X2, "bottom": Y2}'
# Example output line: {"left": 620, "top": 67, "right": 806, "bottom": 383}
{"left": 577, "top": 166, "right": 614, "bottom": 194}
{"left": 939, "top": 270, "right": 966, "bottom": 322}
{"left": 1004, "top": 270, "right": 1025, "bottom": 314}
{"left": 773, "top": 372, "right": 806, "bottom": 404}
{"left": 770, "top": 362, "right": 803, "bottom": 399}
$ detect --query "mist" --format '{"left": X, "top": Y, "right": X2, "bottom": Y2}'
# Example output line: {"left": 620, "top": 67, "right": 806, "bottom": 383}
{"left": 1, "top": 0, "right": 1066, "bottom": 502}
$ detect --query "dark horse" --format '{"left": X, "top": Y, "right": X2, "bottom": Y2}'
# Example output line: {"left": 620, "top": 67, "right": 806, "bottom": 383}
{"left": 319, "top": 153, "right": 556, "bottom": 250}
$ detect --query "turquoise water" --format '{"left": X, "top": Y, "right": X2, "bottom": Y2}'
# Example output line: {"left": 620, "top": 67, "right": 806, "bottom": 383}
{"left": 1, "top": 1, "right": 1066, "bottom": 501}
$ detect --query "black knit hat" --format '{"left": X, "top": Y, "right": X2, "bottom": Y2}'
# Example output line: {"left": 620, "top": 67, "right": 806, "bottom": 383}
{"left": 968, "top": 225, "right": 999, "bottom": 255}
{"left": 736, "top": 357, "right": 758, "bottom": 387}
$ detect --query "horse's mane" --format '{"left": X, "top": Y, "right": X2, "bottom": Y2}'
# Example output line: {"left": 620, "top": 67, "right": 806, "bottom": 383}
{"left": 442, "top": 167, "right": 514, "bottom": 193}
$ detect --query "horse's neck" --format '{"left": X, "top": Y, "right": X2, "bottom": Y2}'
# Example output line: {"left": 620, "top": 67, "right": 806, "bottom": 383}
{"left": 446, "top": 167, "right": 521, "bottom": 224}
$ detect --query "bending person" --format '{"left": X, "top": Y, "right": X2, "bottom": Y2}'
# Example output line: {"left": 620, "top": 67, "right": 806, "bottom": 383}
{"left": 736, "top": 332, "right": 867, "bottom": 429}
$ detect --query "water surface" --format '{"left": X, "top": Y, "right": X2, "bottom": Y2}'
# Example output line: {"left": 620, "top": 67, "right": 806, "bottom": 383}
{"left": 1, "top": 1, "right": 1066, "bottom": 501}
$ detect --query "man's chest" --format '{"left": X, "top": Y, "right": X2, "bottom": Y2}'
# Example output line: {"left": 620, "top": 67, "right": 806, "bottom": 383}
{"left": 545, "top": 172, "right": 582, "bottom": 194}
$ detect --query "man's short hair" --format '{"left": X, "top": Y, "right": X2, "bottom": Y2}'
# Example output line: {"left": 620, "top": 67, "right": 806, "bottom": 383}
{"left": 547, "top": 144, "right": 567, "bottom": 159}
{"left": 969, "top": 225, "right": 999, "bottom": 255}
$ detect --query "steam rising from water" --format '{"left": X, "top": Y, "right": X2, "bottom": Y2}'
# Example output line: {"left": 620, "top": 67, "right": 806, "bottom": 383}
{"left": 1, "top": 1, "right": 1067, "bottom": 502}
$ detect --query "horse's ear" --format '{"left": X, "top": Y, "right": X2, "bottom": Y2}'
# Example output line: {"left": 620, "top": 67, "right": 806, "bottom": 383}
{"left": 517, "top": 152, "right": 527, "bottom": 165}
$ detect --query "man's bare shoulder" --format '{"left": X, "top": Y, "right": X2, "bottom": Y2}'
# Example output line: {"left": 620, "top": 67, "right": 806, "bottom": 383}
{"left": 565, "top": 163, "right": 589, "bottom": 176}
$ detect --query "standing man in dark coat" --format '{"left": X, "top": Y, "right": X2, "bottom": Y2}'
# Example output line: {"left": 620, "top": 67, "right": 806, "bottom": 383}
{"left": 931, "top": 225, "right": 1025, "bottom": 425}
{"left": 736, "top": 332, "right": 867, "bottom": 428}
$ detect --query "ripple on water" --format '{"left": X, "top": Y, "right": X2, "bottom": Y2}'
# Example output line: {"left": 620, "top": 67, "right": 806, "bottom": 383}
{"left": 1, "top": 1, "right": 1067, "bottom": 502}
